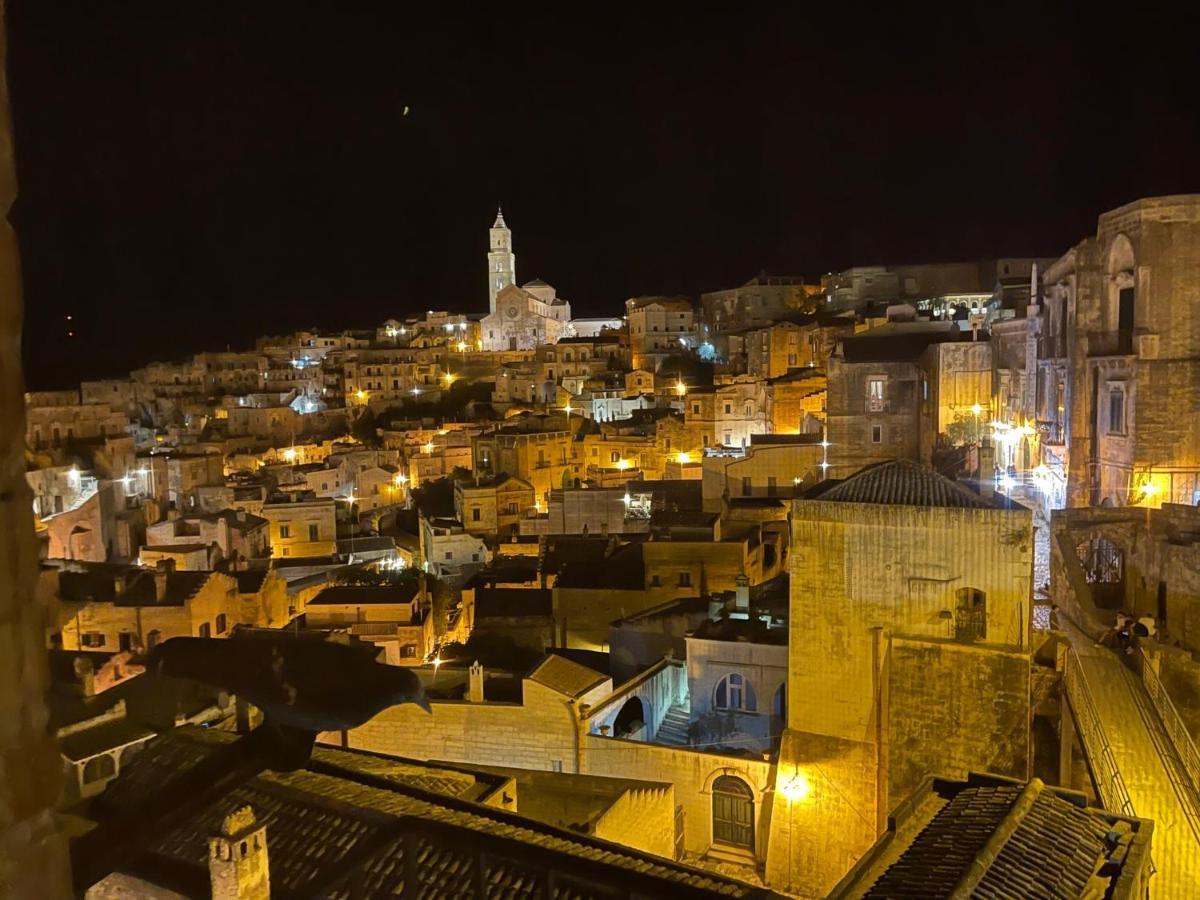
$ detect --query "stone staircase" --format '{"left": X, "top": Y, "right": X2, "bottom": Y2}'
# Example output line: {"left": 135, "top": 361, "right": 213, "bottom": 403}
{"left": 655, "top": 704, "right": 691, "bottom": 746}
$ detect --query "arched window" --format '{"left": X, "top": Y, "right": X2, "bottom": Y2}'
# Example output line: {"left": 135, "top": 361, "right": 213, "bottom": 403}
{"left": 82, "top": 754, "right": 116, "bottom": 785}
{"left": 714, "top": 673, "right": 757, "bottom": 712}
{"left": 712, "top": 775, "right": 754, "bottom": 849}
{"left": 955, "top": 588, "right": 986, "bottom": 642}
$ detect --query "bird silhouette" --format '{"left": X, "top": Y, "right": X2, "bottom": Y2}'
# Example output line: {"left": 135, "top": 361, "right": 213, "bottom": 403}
{"left": 147, "top": 632, "right": 430, "bottom": 769}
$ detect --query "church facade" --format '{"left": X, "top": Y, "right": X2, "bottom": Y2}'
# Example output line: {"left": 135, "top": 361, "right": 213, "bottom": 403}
{"left": 480, "top": 209, "right": 572, "bottom": 351}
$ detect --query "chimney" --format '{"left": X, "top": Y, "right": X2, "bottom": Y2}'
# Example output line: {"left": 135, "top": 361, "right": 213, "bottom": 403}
{"left": 707, "top": 595, "right": 724, "bottom": 621}
{"left": 734, "top": 575, "right": 750, "bottom": 611}
{"left": 469, "top": 660, "right": 485, "bottom": 703}
{"left": 154, "top": 558, "right": 175, "bottom": 601}
{"left": 209, "top": 806, "right": 270, "bottom": 900}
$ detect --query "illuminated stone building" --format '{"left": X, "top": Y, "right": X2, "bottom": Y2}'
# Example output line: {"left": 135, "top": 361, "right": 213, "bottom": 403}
{"left": 700, "top": 273, "right": 819, "bottom": 331}
{"left": 768, "top": 460, "right": 1034, "bottom": 894}
{"left": 1037, "top": 195, "right": 1200, "bottom": 508}
{"left": 683, "top": 379, "right": 769, "bottom": 450}
{"left": 260, "top": 493, "right": 337, "bottom": 558}
{"left": 625, "top": 295, "right": 698, "bottom": 372}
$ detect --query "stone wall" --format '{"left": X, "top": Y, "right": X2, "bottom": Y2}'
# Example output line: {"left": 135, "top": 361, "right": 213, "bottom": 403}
{"left": 885, "top": 636, "right": 1031, "bottom": 806}
{"left": 591, "top": 786, "right": 677, "bottom": 859}
{"left": 580, "top": 734, "right": 774, "bottom": 864}
{"left": 0, "top": 11, "right": 73, "bottom": 892}
{"left": 336, "top": 679, "right": 588, "bottom": 773}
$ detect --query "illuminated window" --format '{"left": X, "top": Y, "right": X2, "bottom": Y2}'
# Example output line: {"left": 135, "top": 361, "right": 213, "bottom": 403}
{"left": 678, "top": 571, "right": 692, "bottom": 587}
{"left": 80, "top": 632, "right": 106, "bottom": 648}
{"left": 279, "top": 524, "right": 290, "bottom": 539}
{"left": 867, "top": 376, "right": 887, "bottom": 411}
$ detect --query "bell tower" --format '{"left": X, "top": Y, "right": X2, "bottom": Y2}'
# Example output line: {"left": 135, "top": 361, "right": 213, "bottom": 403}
{"left": 488, "top": 205, "right": 516, "bottom": 314}
{"left": 209, "top": 806, "right": 270, "bottom": 900}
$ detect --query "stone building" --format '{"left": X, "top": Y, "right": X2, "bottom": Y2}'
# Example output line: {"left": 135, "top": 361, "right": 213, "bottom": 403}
{"left": 58, "top": 564, "right": 243, "bottom": 651}
{"left": 768, "top": 460, "right": 1034, "bottom": 894}
{"left": 625, "top": 296, "right": 698, "bottom": 372}
{"left": 260, "top": 494, "right": 337, "bottom": 558}
{"left": 481, "top": 282, "right": 573, "bottom": 352}
{"left": 1037, "top": 195, "right": 1200, "bottom": 508}
{"left": 304, "top": 584, "right": 432, "bottom": 664}
{"left": 144, "top": 508, "right": 269, "bottom": 565}
{"left": 473, "top": 419, "right": 576, "bottom": 507}
{"left": 683, "top": 379, "right": 769, "bottom": 450}
{"left": 455, "top": 472, "right": 535, "bottom": 538}
{"left": 700, "top": 273, "right": 819, "bottom": 332}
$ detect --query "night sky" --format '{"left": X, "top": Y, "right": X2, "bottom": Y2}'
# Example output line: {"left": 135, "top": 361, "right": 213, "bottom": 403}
{"left": 7, "top": 4, "right": 1198, "bottom": 388}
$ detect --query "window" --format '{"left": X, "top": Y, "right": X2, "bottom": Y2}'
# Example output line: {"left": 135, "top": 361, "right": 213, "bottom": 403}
{"left": 767, "top": 476, "right": 777, "bottom": 496}
{"left": 199, "top": 622, "right": 211, "bottom": 639}
{"left": 400, "top": 644, "right": 417, "bottom": 658}
{"left": 472, "top": 553, "right": 480, "bottom": 562}
{"left": 472, "top": 507, "right": 481, "bottom": 521}
{"left": 692, "top": 403, "right": 700, "bottom": 414}
{"left": 81, "top": 632, "right": 106, "bottom": 648}
{"left": 867, "top": 376, "right": 887, "bottom": 411}
{"left": 871, "top": 424, "right": 883, "bottom": 444}
{"left": 216, "top": 614, "right": 227, "bottom": 635}
{"left": 678, "top": 571, "right": 692, "bottom": 587}
{"left": 119, "top": 632, "right": 135, "bottom": 652}
{"left": 444, "top": 551, "right": 453, "bottom": 561}
{"left": 742, "top": 476, "right": 752, "bottom": 496}
{"left": 611, "top": 451, "right": 620, "bottom": 463}
{"left": 714, "top": 673, "right": 756, "bottom": 711}
{"left": 1108, "top": 387, "right": 1125, "bottom": 434}
{"left": 724, "top": 403, "right": 732, "bottom": 414}
{"left": 308, "top": 524, "right": 319, "bottom": 542}
{"left": 649, "top": 574, "right": 661, "bottom": 587}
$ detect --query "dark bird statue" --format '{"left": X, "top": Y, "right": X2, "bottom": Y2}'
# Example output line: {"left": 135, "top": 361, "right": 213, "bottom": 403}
{"left": 147, "top": 632, "right": 430, "bottom": 770}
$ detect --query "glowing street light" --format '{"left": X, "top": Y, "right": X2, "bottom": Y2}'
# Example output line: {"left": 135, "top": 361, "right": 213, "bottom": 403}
{"left": 283, "top": 447, "right": 298, "bottom": 462}
{"left": 1140, "top": 481, "right": 1161, "bottom": 499}
{"left": 674, "top": 380, "right": 687, "bottom": 396}
{"left": 622, "top": 492, "right": 633, "bottom": 506}
{"left": 780, "top": 772, "right": 810, "bottom": 802}
{"left": 970, "top": 403, "right": 983, "bottom": 417}
{"left": 424, "top": 441, "right": 435, "bottom": 454}
{"left": 442, "top": 371, "right": 456, "bottom": 386}
{"left": 411, "top": 387, "right": 421, "bottom": 397}
{"left": 676, "top": 451, "right": 692, "bottom": 464}
{"left": 456, "top": 340, "right": 467, "bottom": 352}
{"left": 615, "top": 458, "right": 632, "bottom": 471}
{"left": 393, "top": 473, "right": 408, "bottom": 487}
{"left": 355, "top": 389, "right": 367, "bottom": 402}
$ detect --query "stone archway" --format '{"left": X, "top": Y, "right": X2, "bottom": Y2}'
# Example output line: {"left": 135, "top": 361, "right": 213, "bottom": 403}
{"left": 613, "top": 696, "right": 647, "bottom": 739}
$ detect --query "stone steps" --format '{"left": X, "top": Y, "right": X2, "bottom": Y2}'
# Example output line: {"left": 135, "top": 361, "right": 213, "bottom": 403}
{"left": 655, "top": 705, "right": 691, "bottom": 746}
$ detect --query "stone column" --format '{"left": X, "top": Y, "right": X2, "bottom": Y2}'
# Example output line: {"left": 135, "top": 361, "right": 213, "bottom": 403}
{"left": 0, "top": 6, "right": 73, "bottom": 895}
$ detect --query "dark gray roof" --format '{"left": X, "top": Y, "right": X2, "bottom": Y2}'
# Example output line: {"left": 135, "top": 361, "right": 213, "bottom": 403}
{"left": 88, "top": 727, "right": 765, "bottom": 898}
{"left": 309, "top": 584, "right": 419, "bottom": 606}
{"left": 860, "top": 776, "right": 1143, "bottom": 898}
{"left": 475, "top": 587, "right": 553, "bottom": 619}
{"left": 807, "top": 460, "right": 1005, "bottom": 510}
{"left": 234, "top": 570, "right": 269, "bottom": 594}
{"left": 59, "top": 717, "right": 155, "bottom": 762}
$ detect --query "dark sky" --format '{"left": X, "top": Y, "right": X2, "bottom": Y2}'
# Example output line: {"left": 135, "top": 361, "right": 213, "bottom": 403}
{"left": 8, "top": 4, "right": 1199, "bottom": 388}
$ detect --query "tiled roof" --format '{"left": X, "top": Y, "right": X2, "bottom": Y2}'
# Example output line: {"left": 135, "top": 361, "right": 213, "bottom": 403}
{"left": 809, "top": 460, "right": 1002, "bottom": 510}
{"left": 92, "top": 727, "right": 763, "bottom": 898}
{"left": 857, "top": 776, "right": 1142, "bottom": 899}
{"left": 310, "top": 584, "right": 419, "bottom": 606}
{"left": 527, "top": 654, "right": 608, "bottom": 698}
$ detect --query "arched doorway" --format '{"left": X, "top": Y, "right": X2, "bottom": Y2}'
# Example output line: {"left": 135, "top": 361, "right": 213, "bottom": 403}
{"left": 613, "top": 696, "right": 646, "bottom": 738}
{"left": 771, "top": 684, "right": 786, "bottom": 741}
{"left": 712, "top": 775, "right": 754, "bottom": 850}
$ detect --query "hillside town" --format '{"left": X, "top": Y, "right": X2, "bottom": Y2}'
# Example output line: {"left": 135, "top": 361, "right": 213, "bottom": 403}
{"left": 12, "top": 195, "right": 1198, "bottom": 897}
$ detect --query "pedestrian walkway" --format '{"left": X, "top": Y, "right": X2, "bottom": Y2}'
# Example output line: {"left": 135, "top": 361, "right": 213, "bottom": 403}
{"left": 1065, "top": 622, "right": 1200, "bottom": 897}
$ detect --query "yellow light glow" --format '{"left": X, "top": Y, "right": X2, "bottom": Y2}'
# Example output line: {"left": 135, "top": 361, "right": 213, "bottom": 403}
{"left": 456, "top": 341, "right": 467, "bottom": 352}
{"left": 970, "top": 403, "right": 983, "bottom": 416}
{"left": 674, "top": 380, "right": 687, "bottom": 395}
{"left": 283, "top": 448, "right": 297, "bottom": 462}
{"left": 676, "top": 451, "right": 691, "bottom": 464}
{"left": 424, "top": 442, "right": 435, "bottom": 454}
{"left": 393, "top": 473, "right": 408, "bottom": 486}
{"left": 443, "top": 372, "right": 456, "bottom": 385}
{"left": 355, "top": 389, "right": 367, "bottom": 401}
{"left": 781, "top": 772, "right": 810, "bottom": 802}
{"left": 1140, "top": 482, "right": 1161, "bottom": 497}
{"left": 615, "top": 459, "right": 631, "bottom": 471}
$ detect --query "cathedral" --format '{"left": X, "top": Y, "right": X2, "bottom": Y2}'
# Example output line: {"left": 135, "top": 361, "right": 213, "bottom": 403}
{"left": 480, "top": 208, "right": 572, "bottom": 351}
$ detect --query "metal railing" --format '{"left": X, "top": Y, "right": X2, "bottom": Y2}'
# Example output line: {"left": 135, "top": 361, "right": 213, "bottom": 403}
{"left": 1063, "top": 648, "right": 1137, "bottom": 817}
{"left": 1138, "top": 647, "right": 1200, "bottom": 798}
